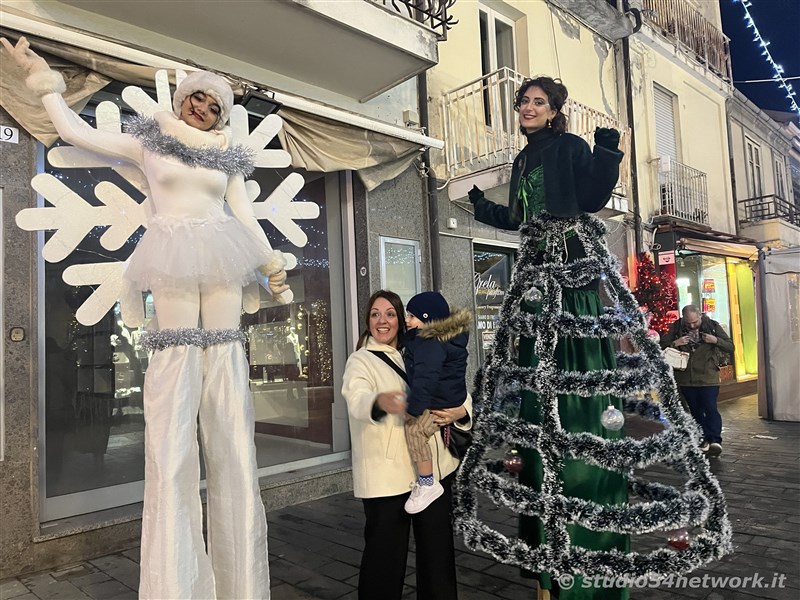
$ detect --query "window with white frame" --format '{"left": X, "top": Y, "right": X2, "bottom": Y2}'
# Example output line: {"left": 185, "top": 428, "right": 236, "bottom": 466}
{"left": 379, "top": 237, "right": 421, "bottom": 305}
{"left": 479, "top": 6, "right": 516, "bottom": 75}
{"left": 479, "top": 5, "right": 516, "bottom": 128}
{"left": 775, "top": 156, "right": 787, "bottom": 200}
{"left": 745, "top": 138, "right": 763, "bottom": 198}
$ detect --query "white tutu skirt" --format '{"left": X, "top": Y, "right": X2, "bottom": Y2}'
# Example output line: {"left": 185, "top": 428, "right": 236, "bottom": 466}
{"left": 125, "top": 214, "right": 271, "bottom": 291}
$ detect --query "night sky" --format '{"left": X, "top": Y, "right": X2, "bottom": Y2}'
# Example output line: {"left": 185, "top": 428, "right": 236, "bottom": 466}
{"left": 720, "top": 0, "right": 800, "bottom": 116}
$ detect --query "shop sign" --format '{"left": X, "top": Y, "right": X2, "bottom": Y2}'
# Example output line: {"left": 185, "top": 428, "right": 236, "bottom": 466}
{"left": 702, "top": 298, "right": 716, "bottom": 313}
{"left": 474, "top": 271, "right": 506, "bottom": 305}
{"left": 482, "top": 329, "right": 496, "bottom": 350}
{"left": 658, "top": 253, "right": 675, "bottom": 266}
{"left": 702, "top": 278, "right": 716, "bottom": 293}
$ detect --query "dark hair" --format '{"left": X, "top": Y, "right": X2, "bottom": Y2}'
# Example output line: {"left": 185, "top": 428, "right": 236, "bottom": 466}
{"left": 356, "top": 290, "right": 406, "bottom": 350}
{"left": 514, "top": 76, "right": 569, "bottom": 135}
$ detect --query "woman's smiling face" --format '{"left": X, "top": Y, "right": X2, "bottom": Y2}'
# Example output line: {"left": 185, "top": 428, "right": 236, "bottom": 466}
{"left": 517, "top": 85, "right": 557, "bottom": 133}
{"left": 369, "top": 297, "right": 400, "bottom": 347}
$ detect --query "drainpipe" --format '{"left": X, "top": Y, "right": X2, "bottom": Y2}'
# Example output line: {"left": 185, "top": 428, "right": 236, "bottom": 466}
{"left": 621, "top": 4, "right": 643, "bottom": 255}
{"left": 418, "top": 70, "right": 442, "bottom": 291}
{"left": 757, "top": 247, "right": 773, "bottom": 420}
{"left": 725, "top": 100, "right": 741, "bottom": 236}
{"left": 622, "top": 42, "right": 643, "bottom": 256}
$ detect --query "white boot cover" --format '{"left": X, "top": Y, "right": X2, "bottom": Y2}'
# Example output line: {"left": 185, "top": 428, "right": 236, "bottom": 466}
{"left": 201, "top": 341, "right": 270, "bottom": 599}
{"left": 139, "top": 344, "right": 216, "bottom": 599}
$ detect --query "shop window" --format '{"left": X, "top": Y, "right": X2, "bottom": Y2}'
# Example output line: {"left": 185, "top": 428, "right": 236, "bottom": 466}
{"left": 473, "top": 245, "right": 515, "bottom": 364}
{"left": 675, "top": 253, "right": 759, "bottom": 382}
{"left": 379, "top": 237, "right": 421, "bottom": 305}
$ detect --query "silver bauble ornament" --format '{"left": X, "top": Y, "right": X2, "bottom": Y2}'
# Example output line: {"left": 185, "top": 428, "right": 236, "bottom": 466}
{"left": 600, "top": 404, "right": 625, "bottom": 431}
{"left": 523, "top": 287, "right": 543, "bottom": 303}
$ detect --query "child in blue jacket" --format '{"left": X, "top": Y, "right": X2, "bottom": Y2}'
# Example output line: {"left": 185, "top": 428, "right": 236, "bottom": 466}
{"left": 403, "top": 292, "right": 470, "bottom": 514}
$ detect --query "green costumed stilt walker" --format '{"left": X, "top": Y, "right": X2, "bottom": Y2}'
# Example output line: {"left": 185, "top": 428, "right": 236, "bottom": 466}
{"left": 453, "top": 77, "right": 731, "bottom": 599}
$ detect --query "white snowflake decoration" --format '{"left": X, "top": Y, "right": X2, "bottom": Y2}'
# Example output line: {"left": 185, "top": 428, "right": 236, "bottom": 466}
{"left": 16, "top": 70, "right": 319, "bottom": 326}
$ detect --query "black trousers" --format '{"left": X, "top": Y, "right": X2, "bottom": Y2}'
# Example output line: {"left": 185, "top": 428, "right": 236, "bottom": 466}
{"left": 358, "top": 473, "right": 458, "bottom": 600}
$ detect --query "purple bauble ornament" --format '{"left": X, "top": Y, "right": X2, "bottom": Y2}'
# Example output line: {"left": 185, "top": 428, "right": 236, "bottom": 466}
{"left": 503, "top": 449, "right": 524, "bottom": 473}
{"left": 666, "top": 528, "right": 690, "bottom": 550}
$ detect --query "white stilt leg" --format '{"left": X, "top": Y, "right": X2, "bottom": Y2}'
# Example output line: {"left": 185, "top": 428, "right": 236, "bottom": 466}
{"left": 200, "top": 340, "right": 270, "bottom": 600}
{"left": 139, "top": 343, "right": 216, "bottom": 600}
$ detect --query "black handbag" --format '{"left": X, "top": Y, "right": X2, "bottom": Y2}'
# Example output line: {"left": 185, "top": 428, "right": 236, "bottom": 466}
{"left": 443, "top": 424, "right": 473, "bottom": 459}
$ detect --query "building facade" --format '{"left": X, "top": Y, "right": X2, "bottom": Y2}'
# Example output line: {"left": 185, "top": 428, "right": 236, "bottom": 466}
{"left": 0, "top": 0, "right": 454, "bottom": 578}
{"left": 425, "top": 0, "right": 634, "bottom": 374}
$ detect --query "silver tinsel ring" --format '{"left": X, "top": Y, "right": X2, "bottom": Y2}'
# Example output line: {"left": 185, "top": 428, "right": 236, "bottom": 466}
{"left": 140, "top": 327, "right": 246, "bottom": 351}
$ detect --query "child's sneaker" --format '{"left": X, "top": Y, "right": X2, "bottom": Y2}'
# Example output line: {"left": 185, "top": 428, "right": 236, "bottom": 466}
{"left": 405, "top": 481, "right": 444, "bottom": 514}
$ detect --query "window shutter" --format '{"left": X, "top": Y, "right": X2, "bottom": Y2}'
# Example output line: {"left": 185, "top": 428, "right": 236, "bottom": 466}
{"left": 654, "top": 85, "right": 677, "bottom": 161}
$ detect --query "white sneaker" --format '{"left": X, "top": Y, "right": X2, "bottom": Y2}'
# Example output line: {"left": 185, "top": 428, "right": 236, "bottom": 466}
{"left": 405, "top": 481, "right": 444, "bottom": 514}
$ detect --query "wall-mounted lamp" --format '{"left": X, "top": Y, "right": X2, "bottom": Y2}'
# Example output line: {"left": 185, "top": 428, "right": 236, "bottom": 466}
{"left": 240, "top": 88, "right": 282, "bottom": 116}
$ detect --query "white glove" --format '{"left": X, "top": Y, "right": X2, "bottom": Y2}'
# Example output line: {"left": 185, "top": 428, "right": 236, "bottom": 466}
{"left": 0, "top": 36, "right": 65, "bottom": 96}
{"left": 268, "top": 268, "right": 289, "bottom": 298}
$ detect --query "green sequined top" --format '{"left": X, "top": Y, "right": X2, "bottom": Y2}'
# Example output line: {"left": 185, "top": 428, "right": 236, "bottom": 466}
{"left": 518, "top": 163, "right": 577, "bottom": 251}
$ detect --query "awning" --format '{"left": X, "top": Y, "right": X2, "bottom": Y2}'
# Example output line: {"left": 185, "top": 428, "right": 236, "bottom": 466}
{"left": 677, "top": 237, "right": 760, "bottom": 260}
{"left": 0, "top": 22, "right": 440, "bottom": 191}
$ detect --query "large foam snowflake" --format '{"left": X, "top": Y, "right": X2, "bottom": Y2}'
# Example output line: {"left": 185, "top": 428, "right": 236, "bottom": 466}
{"left": 16, "top": 70, "right": 318, "bottom": 326}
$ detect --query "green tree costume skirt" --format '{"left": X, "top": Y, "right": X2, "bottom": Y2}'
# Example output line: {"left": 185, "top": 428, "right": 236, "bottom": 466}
{"left": 518, "top": 285, "right": 630, "bottom": 600}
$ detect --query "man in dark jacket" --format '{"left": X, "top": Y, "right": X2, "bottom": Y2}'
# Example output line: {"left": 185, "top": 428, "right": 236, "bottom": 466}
{"left": 662, "top": 305, "right": 734, "bottom": 457}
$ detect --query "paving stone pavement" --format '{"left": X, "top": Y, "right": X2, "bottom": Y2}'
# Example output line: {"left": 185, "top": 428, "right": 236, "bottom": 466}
{"left": 1, "top": 394, "right": 798, "bottom": 600}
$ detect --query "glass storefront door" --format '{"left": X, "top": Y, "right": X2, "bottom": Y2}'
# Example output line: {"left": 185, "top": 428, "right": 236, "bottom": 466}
{"left": 473, "top": 245, "right": 515, "bottom": 364}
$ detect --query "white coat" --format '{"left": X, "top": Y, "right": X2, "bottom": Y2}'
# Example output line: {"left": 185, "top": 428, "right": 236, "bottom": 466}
{"left": 342, "top": 335, "right": 472, "bottom": 499}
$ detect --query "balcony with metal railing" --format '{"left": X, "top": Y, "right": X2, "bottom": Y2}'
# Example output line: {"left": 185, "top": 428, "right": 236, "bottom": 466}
{"left": 442, "top": 67, "right": 631, "bottom": 197}
{"left": 55, "top": 0, "right": 456, "bottom": 102}
{"left": 641, "top": 0, "right": 732, "bottom": 82}
{"left": 656, "top": 157, "right": 710, "bottom": 226}
{"left": 369, "top": 0, "right": 457, "bottom": 40}
{"left": 739, "top": 194, "right": 800, "bottom": 228}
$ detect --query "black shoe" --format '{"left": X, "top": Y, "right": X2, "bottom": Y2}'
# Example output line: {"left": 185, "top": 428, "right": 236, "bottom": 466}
{"left": 707, "top": 442, "right": 722, "bottom": 457}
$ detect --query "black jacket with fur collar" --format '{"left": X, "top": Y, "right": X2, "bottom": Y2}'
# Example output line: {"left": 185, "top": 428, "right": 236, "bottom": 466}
{"left": 471, "top": 131, "right": 623, "bottom": 229}
{"left": 403, "top": 309, "right": 471, "bottom": 417}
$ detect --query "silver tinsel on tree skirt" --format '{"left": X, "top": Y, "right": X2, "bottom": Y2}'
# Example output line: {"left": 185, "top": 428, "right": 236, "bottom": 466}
{"left": 126, "top": 116, "right": 255, "bottom": 177}
{"left": 140, "top": 327, "right": 246, "bottom": 352}
{"left": 453, "top": 212, "right": 733, "bottom": 581}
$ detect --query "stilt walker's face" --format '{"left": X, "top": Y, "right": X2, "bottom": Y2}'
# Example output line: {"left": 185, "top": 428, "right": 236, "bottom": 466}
{"left": 180, "top": 91, "right": 222, "bottom": 131}
{"left": 369, "top": 298, "right": 400, "bottom": 348}
{"left": 517, "top": 86, "right": 557, "bottom": 134}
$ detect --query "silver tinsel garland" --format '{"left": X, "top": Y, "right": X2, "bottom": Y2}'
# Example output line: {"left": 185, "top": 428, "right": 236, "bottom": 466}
{"left": 453, "top": 212, "right": 732, "bottom": 580}
{"left": 126, "top": 116, "right": 255, "bottom": 177}
{"left": 140, "top": 327, "right": 246, "bottom": 352}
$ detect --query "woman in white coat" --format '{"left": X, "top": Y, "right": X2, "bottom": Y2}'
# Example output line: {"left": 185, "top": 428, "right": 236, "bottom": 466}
{"left": 342, "top": 290, "right": 472, "bottom": 600}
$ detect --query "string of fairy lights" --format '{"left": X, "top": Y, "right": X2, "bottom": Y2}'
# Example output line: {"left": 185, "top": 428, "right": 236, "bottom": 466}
{"left": 733, "top": 0, "right": 799, "bottom": 115}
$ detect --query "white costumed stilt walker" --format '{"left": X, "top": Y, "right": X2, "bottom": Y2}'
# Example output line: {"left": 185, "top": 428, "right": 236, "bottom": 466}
{"left": 3, "top": 36, "right": 319, "bottom": 599}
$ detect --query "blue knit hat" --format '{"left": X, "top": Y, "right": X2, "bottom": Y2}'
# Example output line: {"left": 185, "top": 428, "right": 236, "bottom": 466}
{"left": 407, "top": 291, "right": 450, "bottom": 323}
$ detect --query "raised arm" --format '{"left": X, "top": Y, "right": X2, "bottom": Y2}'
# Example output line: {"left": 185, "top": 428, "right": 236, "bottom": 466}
{"left": 574, "top": 128, "right": 624, "bottom": 214}
{"left": 1, "top": 36, "right": 141, "bottom": 164}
